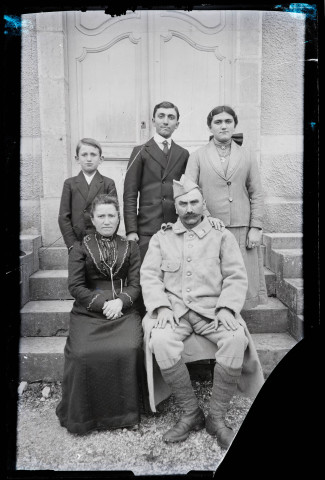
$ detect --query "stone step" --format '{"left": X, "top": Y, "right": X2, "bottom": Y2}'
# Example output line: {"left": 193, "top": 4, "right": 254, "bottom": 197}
{"left": 263, "top": 233, "right": 302, "bottom": 270}
{"left": 29, "top": 270, "right": 73, "bottom": 301}
{"left": 241, "top": 297, "right": 288, "bottom": 333}
{"left": 29, "top": 268, "right": 277, "bottom": 301}
{"left": 20, "top": 296, "right": 288, "bottom": 337}
{"left": 277, "top": 278, "right": 303, "bottom": 315}
{"left": 20, "top": 300, "right": 74, "bottom": 337}
{"left": 264, "top": 267, "right": 276, "bottom": 296}
{"left": 39, "top": 243, "right": 275, "bottom": 271}
{"left": 270, "top": 249, "right": 303, "bottom": 278}
{"left": 252, "top": 332, "right": 297, "bottom": 378}
{"left": 18, "top": 332, "right": 297, "bottom": 382}
{"left": 39, "top": 247, "right": 68, "bottom": 270}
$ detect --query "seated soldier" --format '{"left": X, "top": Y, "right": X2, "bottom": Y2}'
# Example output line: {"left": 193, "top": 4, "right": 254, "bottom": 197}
{"left": 140, "top": 175, "right": 264, "bottom": 450}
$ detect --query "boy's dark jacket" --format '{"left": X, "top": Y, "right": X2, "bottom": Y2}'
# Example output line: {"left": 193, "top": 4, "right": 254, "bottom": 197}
{"left": 58, "top": 170, "right": 117, "bottom": 248}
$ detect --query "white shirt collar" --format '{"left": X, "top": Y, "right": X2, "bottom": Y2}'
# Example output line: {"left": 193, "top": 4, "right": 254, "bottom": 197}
{"left": 82, "top": 171, "right": 96, "bottom": 185}
{"left": 154, "top": 133, "right": 172, "bottom": 148}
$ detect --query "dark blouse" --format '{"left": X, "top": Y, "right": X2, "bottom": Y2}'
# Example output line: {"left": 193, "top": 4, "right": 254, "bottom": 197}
{"left": 68, "top": 233, "right": 141, "bottom": 315}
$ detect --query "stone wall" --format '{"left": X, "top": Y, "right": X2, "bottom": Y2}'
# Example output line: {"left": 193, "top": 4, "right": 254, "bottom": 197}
{"left": 260, "top": 11, "right": 305, "bottom": 232}
{"left": 20, "top": 15, "right": 43, "bottom": 236}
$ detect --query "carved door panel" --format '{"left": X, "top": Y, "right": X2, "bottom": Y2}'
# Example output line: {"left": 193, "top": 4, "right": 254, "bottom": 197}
{"left": 145, "top": 10, "right": 235, "bottom": 152}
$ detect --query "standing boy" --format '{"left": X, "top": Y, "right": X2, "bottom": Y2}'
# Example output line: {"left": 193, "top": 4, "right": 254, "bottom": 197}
{"left": 58, "top": 138, "right": 117, "bottom": 252}
{"left": 123, "top": 101, "right": 189, "bottom": 261}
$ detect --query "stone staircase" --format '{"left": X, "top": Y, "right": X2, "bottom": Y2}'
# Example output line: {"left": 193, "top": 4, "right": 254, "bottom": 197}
{"left": 19, "top": 233, "right": 303, "bottom": 383}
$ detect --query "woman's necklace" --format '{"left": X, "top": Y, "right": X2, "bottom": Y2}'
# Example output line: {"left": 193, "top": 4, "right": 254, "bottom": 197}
{"left": 213, "top": 138, "right": 231, "bottom": 163}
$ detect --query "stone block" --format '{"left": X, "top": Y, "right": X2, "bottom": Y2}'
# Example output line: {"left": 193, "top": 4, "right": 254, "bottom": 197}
{"left": 264, "top": 267, "right": 276, "bottom": 296}
{"left": 263, "top": 200, "right": 302, "bottom": 234}
{"left": 287, "top": 310, "right": 304, "bottom": 342}
{"left": 252, "top": 332, "right": 297, "bottom": 378}
{"left": 241, "top": 298, "right": 288, "bottom": 333}
{"left": 277, "top": 278, "right": 303, "bottom": 314}
{"left": 40, "top": 197, "right": 65, "bottom": 247}
{"left": 19, "top": 337, "right": 66, "bottom": 382}
{"left": 20, "top": 300, "right": 73, "bottom": 336}
{"left": 29, "top": 270, "right": 72, "bottom": 300}
{"left": 39, "top": 247, "right": 68, "bottom": 270}
{"left": 270, "top": 249, "right": 303, "bottom": 278}
{"left": 20, "top": 252, "right": 34, "bottom": 307}
{"left": 20, "top": 234, "right": 42, "bottom": 273}
{"left": 262, "top": 233, "right": 303, "bottom": 269}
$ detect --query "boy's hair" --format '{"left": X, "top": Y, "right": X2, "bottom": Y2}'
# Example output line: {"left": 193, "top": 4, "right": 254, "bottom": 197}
{"left": 153, "top": 101, "right": 180, "bottom": 120}
{"left": 207, "top": 105, "right": 238, "bottom": 127}
{"left": 90, "top": 194, "right": 120, "bottom": 218}
{"left": 76, "top": 138, "right": 102, "bottom": 156}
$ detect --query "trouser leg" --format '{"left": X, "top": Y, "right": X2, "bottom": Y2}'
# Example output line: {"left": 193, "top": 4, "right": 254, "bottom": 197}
{"left": 206, "top": 362, "right": 242, "bottom": 449}
{"left": 160, "top": 358, "right": 205, "bottom": 442}
{"left": 149, "top": 318, "right": 205, "bottom": 442}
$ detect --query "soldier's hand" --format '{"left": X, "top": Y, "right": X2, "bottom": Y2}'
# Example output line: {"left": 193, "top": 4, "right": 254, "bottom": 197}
{"left": 207, "top": 217, "right": 225, "bottom": 231}
{"left": 155, "top": 307, "right": 179, "bottom": 330}
{"left": 127, "top": 232, "right": 139, "bottom": 242}
{"left": 214, "top": 308, "right": 239, "bottom": 331}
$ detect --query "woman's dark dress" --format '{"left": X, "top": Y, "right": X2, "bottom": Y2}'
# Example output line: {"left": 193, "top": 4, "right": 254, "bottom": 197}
{"left": 56, "top": 233, "right": 143, "bottom": 434}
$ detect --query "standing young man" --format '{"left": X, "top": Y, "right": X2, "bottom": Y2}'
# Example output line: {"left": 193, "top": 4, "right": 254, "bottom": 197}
{"left": 123, "top": 101, "right": 189, "bottom": 261}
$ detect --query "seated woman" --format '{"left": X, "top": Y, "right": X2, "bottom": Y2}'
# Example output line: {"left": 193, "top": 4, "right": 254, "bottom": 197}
{"left": 56, "top": 194, "right": 143, "bottom": 434}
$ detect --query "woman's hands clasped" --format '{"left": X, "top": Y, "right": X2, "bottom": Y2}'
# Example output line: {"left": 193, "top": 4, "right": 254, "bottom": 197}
{"left": 102, "top": 298, "right": 123, "bottom": 320}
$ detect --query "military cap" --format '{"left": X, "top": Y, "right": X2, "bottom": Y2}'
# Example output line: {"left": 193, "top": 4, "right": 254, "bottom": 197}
{"left": 173, "top": 174, "right": 200, "bottom": 199}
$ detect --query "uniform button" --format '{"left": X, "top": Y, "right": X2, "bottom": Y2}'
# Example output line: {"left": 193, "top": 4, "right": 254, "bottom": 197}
{"left": 189, "top": 234, "right": 194, "bottom": 238}
{"left": 227, "top": 181, "right": 231, "bottom": 185}
{"left": 162, "top": 197, "right": 165, "bottom": 201}
{"left": 229, "top": 197, "right": 233, "bottom": 202}
{"left": 186, "top": 288, "right": 191, "bottom": 292}
{"left": 187, "top": 272, "right": 192, "bottom": 276}
{"left": 187, "top": 258, "right": 191, "bottom": 262}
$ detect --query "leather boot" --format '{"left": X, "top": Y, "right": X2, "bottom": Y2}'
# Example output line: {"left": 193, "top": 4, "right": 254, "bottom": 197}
{"left": 206, "top": 362, "right": 241, "bottom": 449}
{"left": 160, "top": 358, "right": 205, "bottom": 443}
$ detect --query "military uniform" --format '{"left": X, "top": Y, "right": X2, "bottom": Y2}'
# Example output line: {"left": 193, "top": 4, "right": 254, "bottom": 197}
{"left": 140, "top": 175, "right": 264, "bottom": 448}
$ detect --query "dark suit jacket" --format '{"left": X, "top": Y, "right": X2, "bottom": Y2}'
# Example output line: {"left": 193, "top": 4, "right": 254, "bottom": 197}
{"left": 123, "top": 138, "right": 189, "bottom": 236}
{"left": 58, "top": 170, "right": 117, "bottom": 248}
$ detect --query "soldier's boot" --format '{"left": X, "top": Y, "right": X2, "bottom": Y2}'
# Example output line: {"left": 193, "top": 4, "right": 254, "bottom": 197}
{"left": 206, "top": 362, "right": 242, "bottom": 450}
{"left": 160, "top": 358, "right": 205, "bottom": 443}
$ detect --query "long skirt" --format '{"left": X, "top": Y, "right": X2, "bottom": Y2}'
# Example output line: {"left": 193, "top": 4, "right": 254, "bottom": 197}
{"left": 228, "top": 226, "right": 268, "bottom": 310}
{"left": 56, "top": 305, "right": 143, "bottom": 435}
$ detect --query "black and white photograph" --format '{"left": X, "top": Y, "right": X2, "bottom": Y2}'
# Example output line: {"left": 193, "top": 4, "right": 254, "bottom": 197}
{"left": 4, "top": 2, "right": 320, "bottom": 476}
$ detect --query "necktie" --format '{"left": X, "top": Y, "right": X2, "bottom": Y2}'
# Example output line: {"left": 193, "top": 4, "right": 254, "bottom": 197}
{"left": 162, "top": 140, "right": 169, "bottom": 156}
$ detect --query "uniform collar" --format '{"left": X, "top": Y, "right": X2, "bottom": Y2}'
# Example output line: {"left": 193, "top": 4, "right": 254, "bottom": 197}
{"left": 172, "top": 215, "right": 212, "bottom": 238}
